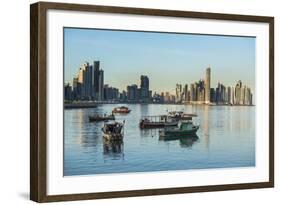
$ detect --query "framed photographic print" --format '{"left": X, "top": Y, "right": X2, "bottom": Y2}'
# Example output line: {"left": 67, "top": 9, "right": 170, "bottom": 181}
{"left": 30, "top": 1, "right": 274, "bottom": 202}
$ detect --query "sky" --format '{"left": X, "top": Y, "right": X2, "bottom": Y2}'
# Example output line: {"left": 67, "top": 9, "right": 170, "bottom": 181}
{"left": 64, "top": 27, "right": 255, "bottom": 95}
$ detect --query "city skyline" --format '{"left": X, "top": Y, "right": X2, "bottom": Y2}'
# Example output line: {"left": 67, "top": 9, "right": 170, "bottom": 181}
{"left": 65, "top": 63, "right": 253, "bottom": 106}
{"left": 64, "top": 28, "right": 256, "bottom": 95}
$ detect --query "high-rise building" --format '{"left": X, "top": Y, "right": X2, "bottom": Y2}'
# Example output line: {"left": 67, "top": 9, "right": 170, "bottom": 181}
{"left": 215, "top": 83, "right": 226, "bottom": 103}
{"left": 98, "top": 69, "right": 104, "bottom": 101}
{"left": 196, "top": 80, "right": 205, "bottom": 102}
{"left": 140, "top": 75, "right": 149, "bottom": 102}
{"left": 244, "top": 87, "right": 252, "bottom": 105}
{"left": 176, "top": 84, "right": 182, "bottom": 103}
{"left": 235, "top": 80, "right": 242, "bottom": 105}
{"left": 103, "top": 84, "right": 119, "bottom": 101}
{"left": 164, "top": 92, "right": 170, "bottom": 103}
{"left": 210, "top": 88, "right": 216, "bottom": 102}
{"left": 64, "top": 83, "right": 72, "bottom": 101}
{"left": 205, "top": 67, "right": 211, "bottom": 104}
{"left": 83, "top": 62, "right": 93, "bottom": 99}
{"left": 77, "top": 64, "right": 86, "bottom": 98}
{"left": 93, "top": 61, "right": 100, "bottom": 99}
{"left": 230, "top": 87, "right": 235, "bottom": 105}
{"left": 190, "top": 83, "right": 195, "bottom": 101}
{"left": 240, "top": 85, "right": 246, "bottom": 105}
{"left": 127, "top": 84, "right": 138, "bottom": 101}
{"left": 183, "top": 84, "right": 189, "bottom": 102}
{"left": 227, "top": 86, "right": 231, "bottom": 104}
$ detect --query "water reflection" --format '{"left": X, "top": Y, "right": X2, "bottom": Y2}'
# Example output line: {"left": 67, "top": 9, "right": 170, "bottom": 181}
{"left": 64, "top": 104, "right": 255, "bottom": 176}
{"left": 159, "top": 134, "right": 199, "bottom": 148}
{"left": 103, "top": 140, "right": 124, "bottom": 160}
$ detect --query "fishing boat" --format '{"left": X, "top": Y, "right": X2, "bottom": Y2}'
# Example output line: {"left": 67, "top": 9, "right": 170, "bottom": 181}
{"left": 112, "top": 106, "right": 131, "bottom": 114}
{"left": 168, "top": 111, "right": 198, "bottom": 120}
{"left": 88, "top": 114, "right": 115, "bottom": 122}
{"left": 101, "top": 121, "right": 125, "bottom": 141}
{"left": 139, "top": 115, "right": 178, "bottom": 129}
{"left": 159, "top": 121, "right": 199, "bottom": 137}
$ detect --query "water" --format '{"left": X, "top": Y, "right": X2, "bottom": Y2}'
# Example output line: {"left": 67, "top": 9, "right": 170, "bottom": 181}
{"left": 64, "top": 104, "right": 255, "bottom": 176}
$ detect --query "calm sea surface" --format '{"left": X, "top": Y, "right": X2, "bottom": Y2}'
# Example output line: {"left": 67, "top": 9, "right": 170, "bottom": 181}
{"left": 64, "top": 104, "right": 255, "bottom": 176}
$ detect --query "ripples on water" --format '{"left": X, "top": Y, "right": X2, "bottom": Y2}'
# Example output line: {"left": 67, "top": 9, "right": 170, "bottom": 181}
{"left": 64, "top": 104, "right": 255, "bottom": 176}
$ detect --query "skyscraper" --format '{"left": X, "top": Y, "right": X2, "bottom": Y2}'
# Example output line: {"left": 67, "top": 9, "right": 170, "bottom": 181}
{"left": 93, "top": 61, "right": 100, "bottom": 99}
{"left": 98, "top": 69, "right": 104, "bottom": 101}
{"left": 127, "top": 84, "right": 138, "bottom": 101}
{"left": 64, "top": 83, "right": 72, "bottom": 101}
{"left": 140, "top": 75, "right": 149, "bottom": 102}
{"left": 205, "top": 67, "right": 211, "bottom": 104}
{"left": 190, "top": 83, "right": 195, "bottom": 101}
{"left": 183, "top": 84, "right": 189, "bottom": 102}
{"left": 77, "top": 64, "right": 86, "bottom": 98}
{"left": 235, "top": 80, "right": 242, "bottom": 105}
{"left": 80, "top": 62, "right": 93, "bottom": 100}
{"left": 176, "top": 84, "right": 182, "bottom": 103}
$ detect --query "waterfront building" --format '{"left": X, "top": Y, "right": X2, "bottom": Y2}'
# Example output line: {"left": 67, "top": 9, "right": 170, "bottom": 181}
{"left": 83, "top": 62, "right": 93, "bottom": 100}
{"left": 127, "top": 84, "right": 138, "bottom": 102}
{"left": 98, "top": 69, "right": 104, "bottom": 101}
{"left": 183, "top": 84, "right": 189, "bottom": 102}
{"left": 227, "top": 86, "right": 231, "bottom": 104}
{"left": 240, "top": 85, "right": 246, "bottom": 105}
{"left": 244, "top": 87, "right": 252, "bottom": 105}
{"left": 119, "top": 90, "right": 127, "bottom": 102}
{"left": 152, "top": 92, "right": 164, "bottom": 103}
{"left": 140, "top": 75, "right": 149, "bottom": 102}
{"left": 176, "top": 84, "right": 182, "bottom": 103}
{"left": 93, "top": 61, "right": 100, "bottom": 99}
{"left": 103, "top": 84, "right": 110, "bottom": 101}
{"left": 235, "top": 80, "right": 242, "bottom": 105}
{"left": 205, "top": 67, "right": 211, "bottom": 104}
{"left": 164, "top": 92, "right": 170, "bottom": 103}
{"left": 196, "top": 80, "right": 205, "bottom": 102}
{"left": 210, "top": 88, "right": 216, "bottom": 103}
{"left": 104, "top": 84, "right": 119, "bottom": 101}
{"left": 230, "top": 87, "right": 235, "bottom": 105}
{"left": 170, "top": 95, "right": 176, "bottom": 103}
{"left": 77, "top": 64, "right": 86, "bottom": 98}
{"left": 215, "top": 83, "right": 226, "bottom": 103}
{"left": 64, "top": 83, "right": 72, "bottom": 101}
{"left": 72, "top": 77, "right": 78, "bottom": 100}
{"left": 190, "top": 83, "right": 195, "bottom": 101}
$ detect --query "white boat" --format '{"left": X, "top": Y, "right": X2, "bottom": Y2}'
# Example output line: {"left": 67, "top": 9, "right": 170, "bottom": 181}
{"left": 102, "top": 121, "right": 125, "bottom": 141}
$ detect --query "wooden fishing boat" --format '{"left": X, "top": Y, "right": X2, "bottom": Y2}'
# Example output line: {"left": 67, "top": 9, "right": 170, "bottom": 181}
{"left": 168, "top": 111, "right": 198, "bottom": 120}
{"left": 139, "top": 115, "right": 178, "bottom": 129}
{"left": 159, "top": 121, "right": 199, "bottom": 137}
{"left": 112, "top": 106, "right": 131, "bottom": 114}
{"left": 102, "top": 121, "right": 125, "bottom": 141}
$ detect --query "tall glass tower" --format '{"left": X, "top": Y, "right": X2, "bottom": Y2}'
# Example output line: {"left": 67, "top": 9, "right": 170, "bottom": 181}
{"left": 205, "top": 67, "right": 211, "bottom": 104}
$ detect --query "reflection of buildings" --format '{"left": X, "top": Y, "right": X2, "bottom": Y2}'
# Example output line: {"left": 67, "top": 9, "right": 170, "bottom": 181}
{"left": 203, "top": 105, "right": 210, "bottom": 149}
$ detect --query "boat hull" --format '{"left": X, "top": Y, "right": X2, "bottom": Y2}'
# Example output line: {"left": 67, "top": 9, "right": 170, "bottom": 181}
{"left": 139, "top": 121, "right": 178, "bottom": 129}
{"left": 103, "top": 133, "right": 123, "bottom": 141}
{"left": 89, "top": 116, "right": 115, "bottom": 122}
{"left": 112, "top": 110, "right": 131, "bottom": 114}
{"left": 159, "top": 126, "right": 199, "bottom": 137}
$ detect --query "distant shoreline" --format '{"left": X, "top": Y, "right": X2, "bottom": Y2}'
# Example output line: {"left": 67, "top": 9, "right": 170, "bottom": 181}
{"left": 64, "top": 101, "right": 254, "bottom": 109}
